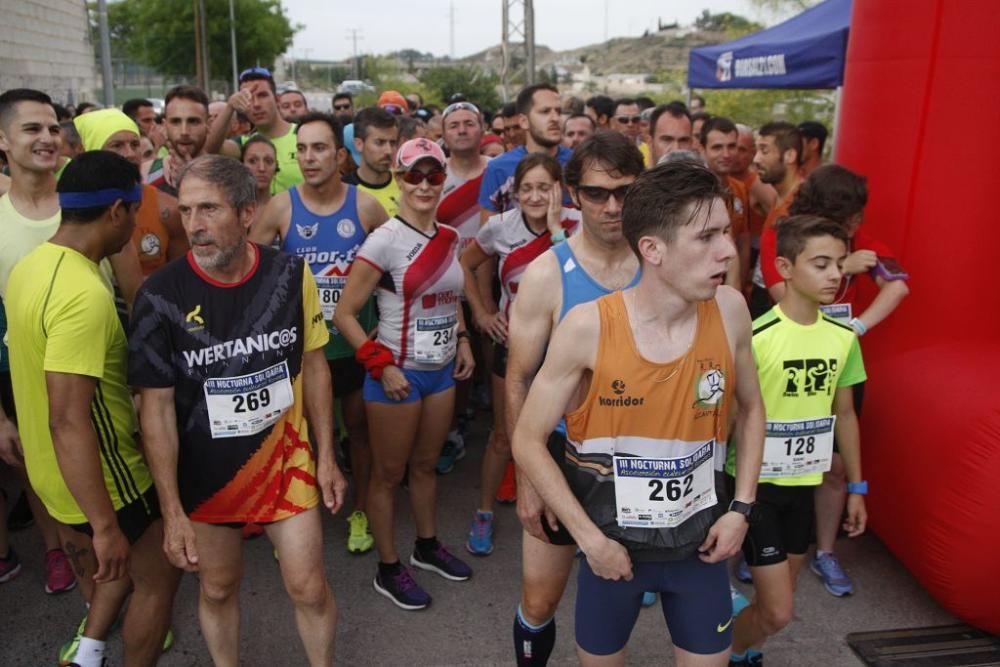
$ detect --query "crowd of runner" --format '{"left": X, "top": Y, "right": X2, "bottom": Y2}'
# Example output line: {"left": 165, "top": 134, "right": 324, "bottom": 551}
{"left": 0, "top": 69, "right": 909, "bottom": 667}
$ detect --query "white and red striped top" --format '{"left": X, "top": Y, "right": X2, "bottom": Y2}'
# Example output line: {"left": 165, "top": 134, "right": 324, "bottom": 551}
{"left": 356, "top": 217, "right": 464, "bottom": 371}
{"left": 474, "top": 207, "right": 581, "bottom": 319}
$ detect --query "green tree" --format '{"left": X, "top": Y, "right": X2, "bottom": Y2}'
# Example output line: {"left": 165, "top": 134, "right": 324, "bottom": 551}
{"left": 102, "top": 0, "right": 298, "bottom": 89}
{"left": 694, "top": 10, "right": 761, "bottom": 34}
{"left": 419, "top": 67, "right": 501, "bottom": 112}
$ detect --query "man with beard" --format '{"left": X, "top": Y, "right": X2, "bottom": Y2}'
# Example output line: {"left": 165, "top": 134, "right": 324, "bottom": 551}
{"left": 129, "top": 155, "right": 346, "bottom": 666}
{"left": 342, "top": 107, "right": 400, "bottom": 217}
{"left": 332, "top": 92, "right": 354, "bottom": 126}
{"left": 479, "top": 84, "right": 571, "bottom": 219}
{"left": 147, "top": 85, "right": 210, "bottom": 198}
{"left": 206, "top": 67, "right": 303, "bottom": 194}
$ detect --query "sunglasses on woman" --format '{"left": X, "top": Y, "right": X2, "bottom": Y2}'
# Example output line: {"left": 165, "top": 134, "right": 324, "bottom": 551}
{"left": 401, "top": 169, "right": 447, "bottom": 186}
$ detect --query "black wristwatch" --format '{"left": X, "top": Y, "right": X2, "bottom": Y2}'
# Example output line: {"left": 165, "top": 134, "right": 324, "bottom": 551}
{"left": 728, "top": 499, "right": 756, "bottom": 524}
{"left": 456, "top": 330, "right": 471, "bottom": 340}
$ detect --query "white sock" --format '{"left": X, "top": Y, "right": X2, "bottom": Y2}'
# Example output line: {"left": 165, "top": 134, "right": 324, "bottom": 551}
{"left": 74, "top": 636, "right": 106, "bottom": 667}
{"left": 816, "top": 550, "right": 832, "bottom": 558}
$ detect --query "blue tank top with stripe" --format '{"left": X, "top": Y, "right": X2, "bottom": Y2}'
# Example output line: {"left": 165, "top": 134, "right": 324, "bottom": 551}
{"left": 283, "top": 184, "right": 374, "bottom": 360}
{"left": 551, "top": 241, "right": 640, "bottom": 434}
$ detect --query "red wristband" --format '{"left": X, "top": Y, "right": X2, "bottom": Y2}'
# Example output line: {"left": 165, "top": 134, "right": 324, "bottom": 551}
{"left": 355, "top": 340, "right": 395, "bottom": 381}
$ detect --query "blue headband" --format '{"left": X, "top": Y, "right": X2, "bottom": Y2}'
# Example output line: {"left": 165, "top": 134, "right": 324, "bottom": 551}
{"left": 58, "top": 185, "right": 143, "bottom": 209}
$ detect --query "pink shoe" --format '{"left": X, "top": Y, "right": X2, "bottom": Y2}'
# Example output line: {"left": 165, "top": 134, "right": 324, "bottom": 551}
{"left": 45, "top": 549, "right": 78, "bottom": 595}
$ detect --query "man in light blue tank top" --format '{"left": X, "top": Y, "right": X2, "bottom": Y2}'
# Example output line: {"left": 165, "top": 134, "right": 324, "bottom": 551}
{"left": 250, "top": 112, "right": 388, "bottom": 555}
{"left": 504, "top": 132, "right": 645, "bottom": 666}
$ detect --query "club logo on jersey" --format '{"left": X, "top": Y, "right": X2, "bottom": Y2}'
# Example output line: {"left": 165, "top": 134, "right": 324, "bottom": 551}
{"left": 184, "top": 304, "right": 205, "bottom": 332}
{"left": 296, "top": 222, "right": 319, "bottom": 240}
{"left": 782, "top": 358, "right": 838, "bottom": 397}
{"left": 694, "top": 369, "right": 726, "bottom": 407}
{"left": 139, "top": 232, "right": 161, "bottom": 257}
{"left": 336, "top": 218, "right": 356, "bottom": 238}
{"left": 599, "top": 380, "right": 644, "bottom": 407}
{"left": 421, "top": 291, "right": 459, "bottom": 309}
{"left": 406, "top": 242, "right": 424, "bottom": 261}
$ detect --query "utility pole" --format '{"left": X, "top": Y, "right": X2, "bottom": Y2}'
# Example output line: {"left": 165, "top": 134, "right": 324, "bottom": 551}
{"left": 346, "top": 29, "right": 363, "bottom": 79}
{"left": 449, "top": 2, "right": 455, "bottom": 60}
{"left": 229, "top": 0, "right": 239, "bottom": 93}
{"left": 96, "top": 0, "right": 114, "bottom": 106}
{"left": 199, "top": 0, "right": 211, "bottom": 91}
{"left": 500, "top": 0, "right": 535, "bottom": 102}
{"left": 193, "top": 0, "right": 204, "bottom": 89}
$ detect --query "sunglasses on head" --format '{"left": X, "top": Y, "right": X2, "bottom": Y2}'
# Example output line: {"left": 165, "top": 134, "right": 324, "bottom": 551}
{"left": 616, "top": 115, "right": 643, "bottom": 125}
{"left": 577, "top": 184, "right": 630, "bottom": 204}
{"left": 239, "top": 66, "right": 272, "bottom": 82}
{"left": 333, "top": 103, "right": 352, "bottom": 111}
{"left": 401, "top": 169, "right": 446, "bottom": 186}
{"left": 381, "top": 104, "right": 406, "bottom": 116}
{"left": 443, "top": 101, "right": 480, "bottom": 118}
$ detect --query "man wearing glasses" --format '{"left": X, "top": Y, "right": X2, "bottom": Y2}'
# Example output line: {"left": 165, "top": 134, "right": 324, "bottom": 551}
{"left": 505, "top": 132, "right": 645, "bottom": 665}
{"left": 478, "top": 84, "right": 570, "bottom": 221}
{"left": 612, "top": 98, "right": 652, "bottom": 167}
{"left": 205, "top": 67, "right": 303, "bottom": 194}
{"left": 332, "top": 93, "right": 354, "bottom": 126}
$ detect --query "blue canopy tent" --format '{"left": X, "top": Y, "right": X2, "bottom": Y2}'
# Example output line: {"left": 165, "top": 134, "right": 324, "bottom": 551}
{"left": 688, "top": 0, "right": 851, "bottom": 90}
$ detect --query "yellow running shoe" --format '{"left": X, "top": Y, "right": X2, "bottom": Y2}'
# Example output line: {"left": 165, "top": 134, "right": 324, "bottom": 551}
{"left": 347, "top": 510, "right": 374, "bottom": 554}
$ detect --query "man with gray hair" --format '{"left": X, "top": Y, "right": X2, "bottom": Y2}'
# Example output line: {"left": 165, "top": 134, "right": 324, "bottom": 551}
{"left": 128, "top": 154, "right": 347, "bottom": 667}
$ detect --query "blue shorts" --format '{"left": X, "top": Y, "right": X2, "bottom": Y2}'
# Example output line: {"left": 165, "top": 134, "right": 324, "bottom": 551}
{"left": 362, "top": 362, "right": 455, "bottom": 404}
{"left": 576, "top": 555, "right": 732, "bottom": 656}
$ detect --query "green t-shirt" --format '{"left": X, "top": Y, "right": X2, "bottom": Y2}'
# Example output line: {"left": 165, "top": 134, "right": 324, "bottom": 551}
{"left": 726, "top": 305, "right": 866, "bottom": 486}
{"left": 239, "top": 125, "right": 303, "bottom": 195}
{"left": 6, "top": 243, "right": 152, "bottom": 523}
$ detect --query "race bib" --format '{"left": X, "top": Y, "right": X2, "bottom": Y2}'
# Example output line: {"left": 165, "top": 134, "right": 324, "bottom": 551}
{"left": 204, "top": 361, "right": 294, "bottom": 439}
{"left": 315, "top": 275, "right": 346, "bottom": 326}
{"left": 819, "top": 303, "right": 852, "bottom": 324}
{"left": 413, "top": 315, "right": 457, "bottom": 363}
{"left": 760, "top": 417, "right": 836, "bottom": 478}
{"left": 613, "top": 441, "right": 717, "bottom": 528}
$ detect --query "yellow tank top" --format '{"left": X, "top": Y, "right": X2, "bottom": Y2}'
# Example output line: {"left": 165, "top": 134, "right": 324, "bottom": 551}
{"left": 563, "top": 291, "right": 734, "bottom": 558}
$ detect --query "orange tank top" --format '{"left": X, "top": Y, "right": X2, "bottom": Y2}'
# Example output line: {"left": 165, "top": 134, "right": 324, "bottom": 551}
{"left": 132, "top": 184, "right": 169, "bottom": 275}
{"left": 562, "top": 291, "right": 734, "bottom": 557}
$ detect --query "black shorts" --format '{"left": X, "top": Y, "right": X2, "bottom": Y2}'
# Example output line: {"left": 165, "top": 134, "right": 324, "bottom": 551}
{"left": 734, "top": 478, "right": 815, "bottom": 567}
{"left": 69, "top": 485, "right": 161, "bottom": 545}
{"left": 328, "top": 357, "right": 366, "bottom": 400}
{"left": 0, "top": 372, "right": 15, "bottom": 422}
{"left": 492, "top": 342, "right": 508, "bottom": 379}
{"left": 541, "top": 431, "right": 577, "bottom": 546}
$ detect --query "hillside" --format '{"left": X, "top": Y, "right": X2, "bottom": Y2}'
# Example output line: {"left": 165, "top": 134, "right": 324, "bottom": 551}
{"left": 460, "top": 28, "right": 727, "bottom": 75}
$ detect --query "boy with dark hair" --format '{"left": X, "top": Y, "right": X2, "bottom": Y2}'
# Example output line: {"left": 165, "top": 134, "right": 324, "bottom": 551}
{"left": 727, "top": 214, "right": 868, "bottom": 666}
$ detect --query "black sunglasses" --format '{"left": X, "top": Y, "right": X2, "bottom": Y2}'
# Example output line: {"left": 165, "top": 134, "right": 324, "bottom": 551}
{"left": 577, "top": 185, "right": 630, "bottom": 204}
{"left": 333, "top": 103, "right": 352, "bottom": 111}
{"left": 615, "top": 115, "right": 642, "bottom": 124}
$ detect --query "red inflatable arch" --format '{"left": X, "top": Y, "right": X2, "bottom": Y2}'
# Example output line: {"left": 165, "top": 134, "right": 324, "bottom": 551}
{"left": 835, "top": 0, "right": 1000, "bottom": 632}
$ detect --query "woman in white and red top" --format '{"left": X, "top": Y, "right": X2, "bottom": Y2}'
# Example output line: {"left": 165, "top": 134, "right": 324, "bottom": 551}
{"left": 459, "top": 152, "right": 580, "bottom": 556}
{"left": 334, "top": 138, "right": 475, "bottom": 611}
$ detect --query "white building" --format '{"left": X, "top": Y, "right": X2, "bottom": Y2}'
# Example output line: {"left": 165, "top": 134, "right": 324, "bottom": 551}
{"left": 0, "top": 0, "right": 98, "bottom": 104}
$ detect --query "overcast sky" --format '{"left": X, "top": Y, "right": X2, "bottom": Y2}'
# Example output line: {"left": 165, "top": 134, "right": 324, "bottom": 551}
{"left": 283, "top": 0, "right": 766, "bottom": 61}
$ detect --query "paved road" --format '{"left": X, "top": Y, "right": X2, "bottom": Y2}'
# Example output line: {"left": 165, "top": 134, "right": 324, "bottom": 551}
{"left": 0, "top": 414, "right": 956, "bottom": 665}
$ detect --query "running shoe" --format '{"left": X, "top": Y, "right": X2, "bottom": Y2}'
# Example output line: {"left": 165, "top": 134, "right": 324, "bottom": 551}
{"left": 729, "top": 651, "right": 764, "bottom": 666}
{"left": 730, "top": 584, "right": 750, "bottom": 616}
{"left": 45, "top": 548, "right": 78, "bottom": 594}
{"left": 641, "top": 591, "right": 657, "bottom": 607}
{"left": 410, "top": 541, "right": 472, "bottom": 581}
{"left": 347, "top": 510, "right": 374, "bottom": 554}
{"left": 0, "top": 547, "right": 22, "bottom": 583}
{"left": 735, "top": 555, "right": 752, "bottom": 583}
{"left": 466, "top": 511, "right": 495, "bottom": 556}
{"left": 810, "top": 552, "right": 853, "bottom": 596}
{"left": 373, "top": 566, "right": 431, "bottom": 610}
{"left": 59, "top": 616, "right": 174, "bottom": 665}
{"left": 495, "top": 460, "right": 517, "bottom": 504}
{"left": 7, "top": 490, "right": 34, "bottom": 531}
{"left": 435, "top": 439, "right": 466, "bottom": 475}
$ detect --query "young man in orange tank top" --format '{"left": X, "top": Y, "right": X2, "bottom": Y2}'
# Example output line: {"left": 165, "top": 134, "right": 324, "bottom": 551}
{"left": 512, "top": 161, "right": 766, "bottom": 667}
